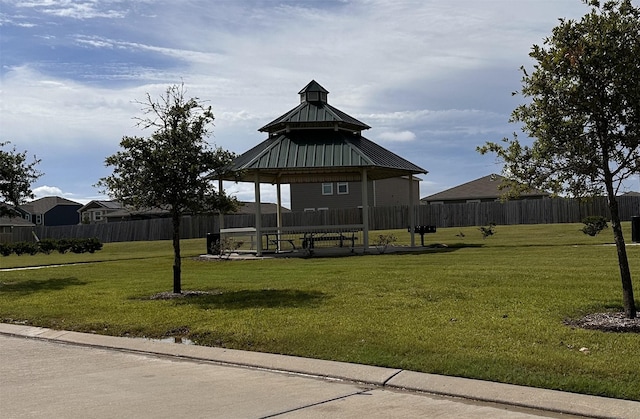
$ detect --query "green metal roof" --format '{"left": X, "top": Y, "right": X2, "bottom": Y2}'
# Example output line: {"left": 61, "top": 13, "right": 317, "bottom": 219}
{"left": 259, "top": 80, "right": 370, "bottom": 133}
{"left": 229, "top": 130, "right": 427, "bottom": 184}
{"left": 225, "top": 80, "right": 427, "bottom": 184}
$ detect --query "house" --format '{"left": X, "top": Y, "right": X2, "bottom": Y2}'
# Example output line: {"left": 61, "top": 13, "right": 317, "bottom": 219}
{"left": 16, "top": 196, "right": 82, "bottom": 226}
{"left": 0, "top": 213, "right": 35, "bottom": 243}
{"left": 83, "top": 201, "right": 289, "bottom": 224}
{"left": 421, "top": 174, "right": 549, "bottom": 205}
{"left": 290, "top": 176, "right": 420, "bottom": 212}
{"left": 235, "top": 202, "right": 291, "bottom": 215}
{"left": 78, "top": 200, "right": 124, "bottom": 224}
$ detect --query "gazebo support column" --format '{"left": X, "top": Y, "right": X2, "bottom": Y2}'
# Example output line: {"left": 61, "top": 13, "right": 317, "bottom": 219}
{"left": 254, "top": 172, "right": 262, "bottom": 256}
{"left": 218, "top": 178, "right": 225, "bottom": 230}
{"left": 361, "top": 168, "right": 369, "bottom": 252}
{"left": 409, "top": 174, "right": 416, "bottom": 247}
{"left": 276, "top": 181, "right": 283, "bottom": 252}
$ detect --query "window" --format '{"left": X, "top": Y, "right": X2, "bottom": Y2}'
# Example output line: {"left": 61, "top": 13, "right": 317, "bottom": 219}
{"left": 93, "top": 211, "right": 103, "bottom": 221}
{"left": 322, "top": 183, "right": 333, "bottom": 195}
{"left": 337, "top": 182, "right": 349, "bottom": 195}
{"left": 466, "top": 199, "right": 481, "bottom": 204}
{"left": 35, "top": 214, "right": 42, "bottom": 225}
{"left": 24, "top": 214, "right": 30, "bottom": 222}
{"left": 317, "top": 207, "right": 328, "bottom": 211}
{"left": 304, "top": 208, "right": 316, "bottom": 212}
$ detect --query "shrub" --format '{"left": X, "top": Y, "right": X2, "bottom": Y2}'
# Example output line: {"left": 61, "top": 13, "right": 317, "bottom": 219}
{"left": 56, "top": 239, "right": 73, "bottom": 254}
{"left": 37, "top": 239, "right": 58, "bottom": 255}
{"left": 12, "top": 241, "right": 38, "bottom": 256}
{"left": 479, "top": 223, "right": 496, "bottom": 239}
{"left": 581, "top": 216, "right": 608, "bottom": 236}
{"left": 0, "top": 243, "right": 13, "bottom": 256}
{"left": 219, "top": 237, "right": 243, "bottom": 259}
{"left": 373, "top": 233, "right": 397, "bottom": 254}
{"left": 0, "top": 238, "right": 104, "bottom": 256}
{"left": 70, "top": 239, "right": 87, "bottom": 254}
{"left": 84, "top": 237, "right": 103, "bottom": 253}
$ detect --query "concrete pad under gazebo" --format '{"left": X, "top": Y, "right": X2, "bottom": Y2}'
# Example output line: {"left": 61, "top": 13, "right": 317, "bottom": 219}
{"left": 218, "top": 80, "right": 427, "bottom": 256}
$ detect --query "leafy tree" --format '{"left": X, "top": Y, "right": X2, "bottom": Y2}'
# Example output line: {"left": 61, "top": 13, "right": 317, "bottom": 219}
{"left": 97, "top": 84, "right": 238, "bottom": 294}
{"left": 0, "top": 141, "right": 42, "bottom": 217}
{"left": 478, "top": 0, "right": 640, "bottom": 318}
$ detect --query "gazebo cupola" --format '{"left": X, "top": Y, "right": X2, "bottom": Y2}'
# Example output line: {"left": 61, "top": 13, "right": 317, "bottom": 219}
{"left": 259, "top": 80, "right": 370, "bottom": 136}
{"left": 299, "top": 80, "right": 328, "bottom": 103}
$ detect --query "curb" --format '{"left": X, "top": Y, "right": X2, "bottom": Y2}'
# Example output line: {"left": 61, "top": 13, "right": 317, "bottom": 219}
{"left": 2, "top": 323, "right": 639, "bottom": 418}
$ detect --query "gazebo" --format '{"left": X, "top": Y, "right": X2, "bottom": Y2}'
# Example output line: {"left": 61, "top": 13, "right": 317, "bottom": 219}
{"left": 222, "top": 80, "right": 427, "bottom": 255}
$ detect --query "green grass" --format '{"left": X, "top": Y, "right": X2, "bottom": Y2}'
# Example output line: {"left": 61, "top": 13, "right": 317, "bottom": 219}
{"left": 2, "top": 222, "right": 640, "bottom": 400}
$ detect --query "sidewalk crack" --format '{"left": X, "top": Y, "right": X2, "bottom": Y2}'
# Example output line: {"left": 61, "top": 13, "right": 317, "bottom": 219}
{"left": 259, "top": 388, "right": 374, "bottom": 418}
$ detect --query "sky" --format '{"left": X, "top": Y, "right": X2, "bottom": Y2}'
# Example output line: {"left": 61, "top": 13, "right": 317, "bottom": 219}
{"left": 0, "top": 0, "right": 623, "bottom": 208}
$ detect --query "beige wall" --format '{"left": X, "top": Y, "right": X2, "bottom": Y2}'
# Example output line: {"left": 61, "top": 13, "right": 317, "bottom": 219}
{"left": 290, "top": 177, "right": 420, "bottom": 211}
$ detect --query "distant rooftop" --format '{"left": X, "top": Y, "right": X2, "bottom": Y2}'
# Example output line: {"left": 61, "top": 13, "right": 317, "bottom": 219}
{"left": 422, "top": 174, "right": 549, "bottom": 202}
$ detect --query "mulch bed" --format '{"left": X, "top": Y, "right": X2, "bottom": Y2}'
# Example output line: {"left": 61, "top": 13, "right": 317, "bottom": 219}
{"left": 565, "top": 312, "right": 640, "bottom": 333}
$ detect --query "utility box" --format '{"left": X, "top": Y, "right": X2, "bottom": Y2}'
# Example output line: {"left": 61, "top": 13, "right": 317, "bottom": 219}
{"left": 632, "top": 216, "right": 640, "bottom": 243}
{"left": 206, "top": 233, "right": 220, "bottom": 255}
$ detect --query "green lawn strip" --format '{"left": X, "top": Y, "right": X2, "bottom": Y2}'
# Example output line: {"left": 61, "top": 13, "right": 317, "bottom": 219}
{"left": 0, "top": 239, "right": 207, "bottom": 269}
{"left": 1, "top": 223, "right": 640, "bottom": 400}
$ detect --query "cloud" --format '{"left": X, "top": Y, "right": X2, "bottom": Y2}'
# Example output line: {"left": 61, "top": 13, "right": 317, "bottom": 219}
{"left": 0, "top": 0, "right": 598, "bottom": 204}
{"left": 14, "top": 0, "right": 127, "bottom": 20}
{"left": 32, "top": 185, "right": 63, "bottom": 198}
{"left": 377, "top": 130, "right": 416, "bottom": 143}
{"left": 224, "top": 181, "right": 292, "bottom": 209}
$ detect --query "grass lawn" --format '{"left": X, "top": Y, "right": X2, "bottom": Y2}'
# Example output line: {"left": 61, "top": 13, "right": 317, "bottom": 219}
{"left": 1, "top": 223, "right": 640, "bottom": 400}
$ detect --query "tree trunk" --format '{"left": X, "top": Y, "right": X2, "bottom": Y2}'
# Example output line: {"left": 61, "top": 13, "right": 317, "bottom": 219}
{"left": 172, "top": 211, "right": 182, "bottom": 294}
{"left": 606, "top": 188, "right": 637, "bottom": 318}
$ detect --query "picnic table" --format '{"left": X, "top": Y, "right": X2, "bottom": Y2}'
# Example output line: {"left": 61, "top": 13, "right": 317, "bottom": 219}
{"left": 264, "top": 234, "right": 297, "bottom": 251}
{"left": 301, "top": 230, "right": 358, "bottom": 253}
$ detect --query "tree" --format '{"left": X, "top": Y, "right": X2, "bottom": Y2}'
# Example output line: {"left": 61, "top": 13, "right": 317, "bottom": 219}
{"left": 478, "top": 0, "right": 640, "bottom": 318}
{"left": 0, "top": 141, "right": 42, "bottom": 217}
{"left": 97, "top": 84, "right": 238, "bottom": 294}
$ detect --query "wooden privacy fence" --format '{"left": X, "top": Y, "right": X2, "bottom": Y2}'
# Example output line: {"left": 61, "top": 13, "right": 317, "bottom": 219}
{"left": 9, "top": 196, "right": 640, "bottom": 244}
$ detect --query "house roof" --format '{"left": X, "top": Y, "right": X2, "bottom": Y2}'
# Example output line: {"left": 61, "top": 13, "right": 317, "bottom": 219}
{"left": 78, "top": 200, "right": 124, "bottom": 212}
{"left": 225, "top": 81, "right": 427, "bottom": 184}
{"left": 237, "top": 202, "right": 290, "bottom": 215}
{"left": 0, "top": 215, "right": 35, "bottom": 227}
{"left": 422, "top": 174, "right": 549, "bottom": 202}
{"left": 19, "top": 196, "right": 82, "bottom": 214}
{"left": 103, "top": 201, "right": 289, "bottom": 220}
{"left": 619, "top": 191, "right": 640, "bottom": 197}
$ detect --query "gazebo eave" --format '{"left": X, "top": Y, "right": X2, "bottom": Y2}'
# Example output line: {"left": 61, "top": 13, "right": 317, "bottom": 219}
{"left": 220, "top": 166, "right": 425, "bottom": 185}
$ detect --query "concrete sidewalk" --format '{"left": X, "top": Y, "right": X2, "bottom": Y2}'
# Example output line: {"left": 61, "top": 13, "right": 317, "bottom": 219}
{"left": 1, "top": 323, "right": 638, "bottom": 418}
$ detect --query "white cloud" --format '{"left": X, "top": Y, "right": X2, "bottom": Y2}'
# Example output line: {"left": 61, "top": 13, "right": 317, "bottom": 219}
{"left": 14, "top": 0, "right": 127, "bottom": 19}
{"left": 32, "top": 185, "right": 63, "bottom": 198}
{"left": 0, "top": 0, "right": 600, "bottom": 203}
{"left": 223, "top": 181, "right": 291, "bottom": 208}
{"left": 377, "top": 130, "right": 416, "bottom": 143}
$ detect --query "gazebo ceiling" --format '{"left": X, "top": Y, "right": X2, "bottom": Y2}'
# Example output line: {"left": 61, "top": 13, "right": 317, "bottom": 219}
{"left": 223, "top": 80, "right": 427, "bottom": 184}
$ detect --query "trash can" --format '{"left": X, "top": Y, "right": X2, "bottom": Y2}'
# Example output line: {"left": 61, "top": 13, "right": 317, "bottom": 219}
{"left": 206, "top": 233, "right": 220, "bottom": 254}
{"left": 632, "top": 217, "right": 640, "bottom": 243}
